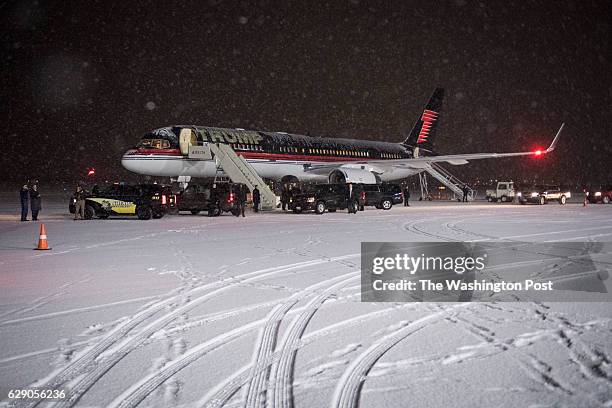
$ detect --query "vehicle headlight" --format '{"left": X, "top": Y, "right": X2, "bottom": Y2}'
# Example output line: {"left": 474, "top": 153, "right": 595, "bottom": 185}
{"left": 307, "top": 197, "right": 315, "bottom": 203}
{"left": 595, "top": 192, "right": 602, "bottom": 197}
{"left": 516, "top": 192, "right": 522, "bottom": 197}
{"left": 530, "top": 192, "right": 539, "bottom": 197}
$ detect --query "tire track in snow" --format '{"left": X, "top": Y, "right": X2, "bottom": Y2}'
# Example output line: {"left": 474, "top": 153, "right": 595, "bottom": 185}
{"left": 331, "top": 303, "right": 470, "bottom": 408}
{"left": 107, "top": 272, "right": 358, "bottom": 408}
{"left": 244, "top": 272, "right": 358, "bottom": 408}
{"left": 199, "top": 305, "right": 413, "bottom": 408}
{"left": 12, "top": 255, "right": 357, "bottom": 408}
{"left": 268, "top": 274, "right": 360, "bottom": 408}
{"left": 0, "top": 278, "right": 91, "bottom": 323}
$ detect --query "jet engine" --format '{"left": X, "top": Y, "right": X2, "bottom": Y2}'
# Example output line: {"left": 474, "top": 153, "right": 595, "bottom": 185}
{"left": 329, "top": 168, "right": 379, "bottom": 184}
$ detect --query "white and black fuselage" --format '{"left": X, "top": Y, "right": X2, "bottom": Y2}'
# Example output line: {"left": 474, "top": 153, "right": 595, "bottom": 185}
{"left": 121, "top": 126, "right": 422, "bottom": 183}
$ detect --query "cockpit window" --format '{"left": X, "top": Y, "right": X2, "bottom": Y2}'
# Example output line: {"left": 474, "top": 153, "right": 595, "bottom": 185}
{"left": 138, "top": 139, "right": 170, "bottom": 149}
{"left": 137, "top": 127, "right": 180, "bottom": 149}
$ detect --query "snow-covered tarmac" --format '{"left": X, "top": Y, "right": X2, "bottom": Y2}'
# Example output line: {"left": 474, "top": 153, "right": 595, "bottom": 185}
{"left": 1, "top": 196, "right": 611, "bottom": 407}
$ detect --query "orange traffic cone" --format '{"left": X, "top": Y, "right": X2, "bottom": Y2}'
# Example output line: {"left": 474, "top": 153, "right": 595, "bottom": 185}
{"left": 34, "top": 224, "right": 51, "bottom": 250}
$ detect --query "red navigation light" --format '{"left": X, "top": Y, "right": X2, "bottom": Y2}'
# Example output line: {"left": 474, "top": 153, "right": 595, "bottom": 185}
{"left": 229, "top": 192, "right": 234, "bottom": 203}
{"left": 534, "top": 150, "right": 542, "bottom": 157}
{"left": 87, "top": 168, "right": 96, "bottom": 176}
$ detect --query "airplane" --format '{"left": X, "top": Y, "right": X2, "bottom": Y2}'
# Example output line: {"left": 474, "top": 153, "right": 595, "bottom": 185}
{"left": 121, "top": 88, "right": 563, "bottom": 185}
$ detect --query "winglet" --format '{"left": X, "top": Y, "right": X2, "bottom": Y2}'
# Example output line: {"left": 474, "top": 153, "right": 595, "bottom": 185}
{"left": 545, "top": 123, "right": 564, "bottom": 153}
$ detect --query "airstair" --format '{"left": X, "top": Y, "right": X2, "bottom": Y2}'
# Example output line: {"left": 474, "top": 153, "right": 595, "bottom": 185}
{"left": 207, "top": 143, "right": 277, "bottom": 210}
{"left": 423, "top": 162, "right": 475, "bottom": 201}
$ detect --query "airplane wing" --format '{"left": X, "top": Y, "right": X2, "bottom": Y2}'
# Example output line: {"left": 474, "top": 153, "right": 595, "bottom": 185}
{"left": 305, "top": 123, "right": 563, "bottom": 173}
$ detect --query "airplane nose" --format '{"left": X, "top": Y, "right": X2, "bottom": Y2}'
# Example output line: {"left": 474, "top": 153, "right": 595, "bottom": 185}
{"left": 121, "top": 149, "right": 138, "bottom": 173}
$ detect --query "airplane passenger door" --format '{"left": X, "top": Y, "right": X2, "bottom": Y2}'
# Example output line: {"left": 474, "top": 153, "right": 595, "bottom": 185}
{"left": 179, "top": 128, "right": 197, "bottom": 155}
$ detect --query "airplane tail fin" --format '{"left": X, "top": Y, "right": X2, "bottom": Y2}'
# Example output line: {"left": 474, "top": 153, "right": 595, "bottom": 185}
{"left": 403, "top": 88, "right": 445, "bottom": 153}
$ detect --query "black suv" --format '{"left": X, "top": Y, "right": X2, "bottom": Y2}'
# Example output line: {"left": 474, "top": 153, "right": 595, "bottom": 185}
{"left": 81, "top": 184, "right": 176, "bottom": 220}
{"left": 290, "top": 184, "right": 362, "bottom": 214}
{"left": 359, "top": 183, "right": 403, "bottom": 210}
{"left": 177, "top": 183, "right": 244, "bottom": 216}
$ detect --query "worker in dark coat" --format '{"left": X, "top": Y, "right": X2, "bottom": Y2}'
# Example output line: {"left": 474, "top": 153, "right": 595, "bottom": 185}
{"left": 20, "top": 184, "right": 29, "bottom": 221}
{"left": 462, "top": 185, "right": 469, "bottom": 202}
{"left": 30, "top": 184, "right": 42, "bottom": 221}
{"left": 346, "top": 183, "right": 357, "bottom": 214}
{"left": 403, "top": 186, "right": 411, "bottom": 207}
{"left": 238, "top": 184, "right": 247, "bottom": 217}
{"left": 74, "top": 185, "right": 86, "bottom": 220}
{"left": 280, "top": 186, "right": 288, "bottom": 211}
{"left": 252, "top": 186, "right": 261, "bottom": 213}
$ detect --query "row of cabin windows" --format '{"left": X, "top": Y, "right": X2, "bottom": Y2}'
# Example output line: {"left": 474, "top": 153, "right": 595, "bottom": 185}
{"left": 231, "top": 144, "right": 402, "bottom": 158}
{"left": 139, "top": 138, "right": 403, "bottom": 160}
{"left": 381, "top": 152, "right": 402, "bottom": 159}
{"left": 232, "top": 144, "right": 264, "bottom": 151}
{"left": 278, "top": 146, "right": 371, "bottom": 157}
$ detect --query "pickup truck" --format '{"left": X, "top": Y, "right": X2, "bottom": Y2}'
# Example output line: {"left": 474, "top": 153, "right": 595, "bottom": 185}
{"left": 486, "top": 182, "right": 518, "bottom": 202}
{"left": 518, "top": 185, "right": 571, "bottom": 205}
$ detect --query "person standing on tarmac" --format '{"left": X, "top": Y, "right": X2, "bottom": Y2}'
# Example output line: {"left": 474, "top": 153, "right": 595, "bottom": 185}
{"left": 252, "top": 185, "right": 261, "bottom": 213}
{"left": 74, "top": 185, "right": 86, "bottom": 220}
{"left": 30, "top": 183, "right": 42, "bottom": 221}
{"left": 20, "top": 184, "right": 29, "bottom": 221}
{"left": 403, "top": 185, "right": 411, "bottom": 207}
{"left": 462, "top": 184, "right": 469, "bottom": 202}
{"left": 280, "top": 186, "right": 288, "bottom": 211}
{"left": 237, "top": 184, "right": 247, "bottom": 217}
{"left": 346, "top": 183, "right": 357, "bottom": 214}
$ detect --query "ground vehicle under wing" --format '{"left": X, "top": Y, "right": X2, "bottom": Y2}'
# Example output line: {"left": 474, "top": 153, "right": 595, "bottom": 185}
{"left": 290, "top": 184, "right": 360, "bottom": 214}
{"left": 177, "top": 183, "right": 244, "bottom": 216}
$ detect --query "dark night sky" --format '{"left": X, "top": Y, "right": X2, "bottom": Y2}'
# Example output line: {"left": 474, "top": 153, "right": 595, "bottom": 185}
{"left": 1, "top": 0, "right": 610, "bottom": 186}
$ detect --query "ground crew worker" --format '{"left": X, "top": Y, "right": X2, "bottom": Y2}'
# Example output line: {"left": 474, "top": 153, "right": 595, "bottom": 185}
{"left": 462, "top": 184, "right": 469, "bottom": 202}
{"left": 20, "top": 184, "right": 29, "bottom": 221}
{"left": 403, "top": 186, "right": 411, "bottom": 207}
{"left": 74, "top": 185, "right": 86, "bottom": 220}
{"left": 238, "top": 184, "right": 247, "bottom": 217}
{"left": 346, "top": 183, "right": 357, "bottom": 214}
{"left": 252, "top": 185, "right": 260, "bottom": 213}
{"left": 30, "top": 183, "right": 42, "bottom": 221}
{"left": 281, "top": 186, "right": 288, "bottom": 211}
